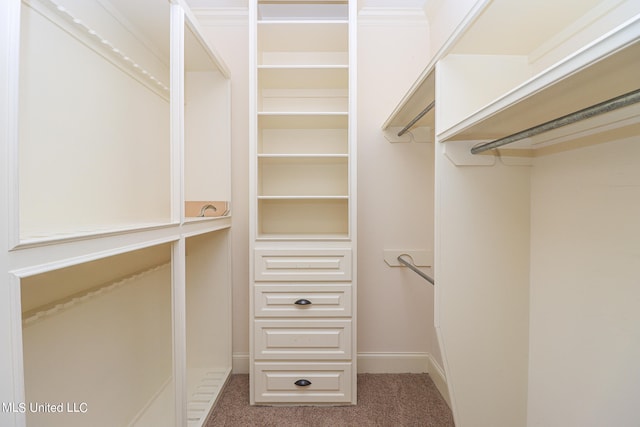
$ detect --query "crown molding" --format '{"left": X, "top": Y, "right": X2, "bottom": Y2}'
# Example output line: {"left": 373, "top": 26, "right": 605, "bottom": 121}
{"left": 358, "top": 6, "right": 427, "bottom": 26}
{"left": 191, "top": 6, "right": 248, "bottom": 26}
{"left": 192, "top": 5, "right": 426, "bottom": 27}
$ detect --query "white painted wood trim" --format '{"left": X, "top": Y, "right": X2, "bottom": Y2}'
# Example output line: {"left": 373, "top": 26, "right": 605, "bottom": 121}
{"left": 5, "top": 274, "right": 27, "bottom": 427}
{"left": 21, "top": 263, "right": 171, "bottom": 324}
{"left": 127, "top": 375, "right": 173, "bottom": 427}
{"left": 426, "top": 352, "right": 451, "bottom": 409}
{"left": 193, "top": 7, "right": 249, "bottom": 27}
{"left": 357, "top": 351, "right": 428, "bottom": 373}
{"left": 6, "top": 0, "right": 20, "bottom": 252}
{"left": 358, "top": 7, "right": 427, "bottom": 26}
{"left": 24, "top": 0, "right": 170, "bottom": 98}
{"left": 172, "top": 237, "right": 187, "bottom": 427}
{"left": 183, "top": 5, "right": 231, "bottom": 78}
{"left": 232, "top": 352, "right": 250, "bottom": 374}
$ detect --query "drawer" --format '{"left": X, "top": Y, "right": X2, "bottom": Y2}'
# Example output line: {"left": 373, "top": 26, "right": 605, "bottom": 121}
{"left": 254, "top": 319, "right": 352, "bottom": 360}
{"left": 254, "top": 249, "right": 351, "bottom": 281}
{"left": 254, "top": 284, "right": 352, "bottom": 318}
{"left": 254, "top": 362, "right": 353, "bottom": 404}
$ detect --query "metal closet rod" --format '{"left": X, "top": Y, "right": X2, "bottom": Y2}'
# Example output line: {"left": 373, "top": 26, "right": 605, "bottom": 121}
{"left": 397, "top": 254, "right": 434, "bottom": 285}
{"left": 397, "top": 100, "right": 435, "bottom": 137}
{"left": 470, "top": 87, "right": 640, "bottom": 155}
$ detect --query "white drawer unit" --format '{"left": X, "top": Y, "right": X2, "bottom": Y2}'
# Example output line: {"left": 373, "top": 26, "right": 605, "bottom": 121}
{"left": 254, "top": 248, "right": 352, "bottom": 282}
{"left": 254, "top": 319, "right": 352, "bottom": 360}
{"left": 254, "top": 363, "right": 353, "bottom": 404}
{"left": 254, "top": 284, "right": 352, "bottom": 317}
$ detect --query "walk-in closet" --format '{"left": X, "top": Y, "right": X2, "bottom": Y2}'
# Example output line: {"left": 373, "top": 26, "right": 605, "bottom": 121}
{"left": 2, "top": 0, "right": 639, "bottom": 426}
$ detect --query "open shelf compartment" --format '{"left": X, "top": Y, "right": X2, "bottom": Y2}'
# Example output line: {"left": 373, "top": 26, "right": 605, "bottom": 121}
{"left": 258, "top": 198, "right": 349, "bottom": 239}
{"left": 17, "top": 0, "right": 172, "bottom": 242}
{"left": 185, "top": 230, "right": 232, "bottom": 426}
{"left": 20, "top": 244, "right": 174, "bottom": 427}
{"left": 258, "top": 21, "right": 348, "bottom": 66}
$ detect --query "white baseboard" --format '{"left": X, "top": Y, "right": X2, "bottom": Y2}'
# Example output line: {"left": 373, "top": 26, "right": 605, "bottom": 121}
{"left": 425, "top": 353, "right": 451, "bottom": 408}
{"left": 232, "top": 352, "right": 250, "bottom": 374}
{"left": 357, "top": 352, "right": 429, "bottom": 373}
{"left": 232, "top": 351, "right": 450, "bottom": 407}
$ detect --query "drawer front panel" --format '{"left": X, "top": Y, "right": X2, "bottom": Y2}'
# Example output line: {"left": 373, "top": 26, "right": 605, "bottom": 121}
{"left": 255, "top": 249, "right": 352, "bottom": 281}
{"left": 255, "top": 284, "right": 352, "bottom": 317}
{"left": 254, "top": 363, "right": 352, "bottom": 404}
{"left": 254, "top": 320, "right": 352, "bottom": 360}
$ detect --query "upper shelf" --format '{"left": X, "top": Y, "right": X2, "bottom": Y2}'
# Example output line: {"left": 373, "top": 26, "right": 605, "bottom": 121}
{"left": 382, "top": 68, "right": 435, "bottom": 133}
{"left": 383, "top": 0, "right": 640, "bottom": 152}
{"left": 439, "top": 14, "right": 640, "bottom": 145}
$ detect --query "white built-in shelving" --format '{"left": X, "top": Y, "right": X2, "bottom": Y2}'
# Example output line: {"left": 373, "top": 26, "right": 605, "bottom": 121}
{"left": 249, "top": 0, "right": 357, "bottom": 405}
{"left": 254, "top": 4, "right": 352, "bottom": 240}
{"left": 384, "top": 0, "right": 640, "bottom": 154}
{"left": 383, "top": 1, "right": 640, "bottom": 426}
{"left": 1, "top": 0, "right": 232, "bottom": 426}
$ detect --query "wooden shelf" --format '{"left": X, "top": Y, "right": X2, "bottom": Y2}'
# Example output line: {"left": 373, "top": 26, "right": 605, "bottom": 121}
{"left": 259, "top": 67, "right": 348, "bottom": 89}
{"left": 258, "top": 195, "right": 349, "bottom": 200}
{"left": 258, "top": 153, "right": 348, "bottom": 158}
{"left": 382, "top": 68, "right": 435, "bottom": 132}
{"left": 258, "top": 112, "right": 348, "bottom": 122}
{"left": 258, "top": 156, "right": 347, "bottom": 204}
{"left": 258, "top": 21, "right": 348, "bottom": 66}
{"left": 439, "top": 18, "right": 640, "bottom": 140}
{"left": 257, "top": 198, "right": 349, "bottom": 239}
{"left": 384, "top": 0, "right": 640, "bottom": 154}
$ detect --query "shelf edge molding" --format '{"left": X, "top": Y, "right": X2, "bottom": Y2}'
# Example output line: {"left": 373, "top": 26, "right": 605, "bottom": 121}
{"left": 25, "top": 0, "right": 170, "bottom": 99}
{"left": 22, "top": 262, "right": 171, "bottom": 325}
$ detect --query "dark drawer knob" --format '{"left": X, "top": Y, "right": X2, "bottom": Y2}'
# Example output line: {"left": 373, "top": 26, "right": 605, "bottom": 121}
{"left": 294, "top": 379, "right": 312, "bottom": 387}
{"left": 294, "top": 299, "right": 312, "bottom": 306}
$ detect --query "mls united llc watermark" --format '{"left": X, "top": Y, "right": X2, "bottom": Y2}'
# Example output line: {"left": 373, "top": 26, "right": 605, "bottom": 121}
{"left": 2, "top": 402, "right": 88, "bottom": 414}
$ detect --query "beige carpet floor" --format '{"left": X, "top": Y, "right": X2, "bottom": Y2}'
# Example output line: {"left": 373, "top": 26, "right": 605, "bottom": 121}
{"left": 205, "top": 373, "right": 455, "bottom": 426}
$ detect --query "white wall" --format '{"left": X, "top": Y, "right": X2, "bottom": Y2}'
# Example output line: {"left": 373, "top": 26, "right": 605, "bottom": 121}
{"left": 424, "top": 0, "right": 478, "bottom": 59}
{"left": 528, "top": 136, "right": 640, "bottom": 427}
{"left": 196, "top": 6, "right": 443, "bottom": 374}
{"left": 357, "top": 10, "right": 441, "bottom": 371}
